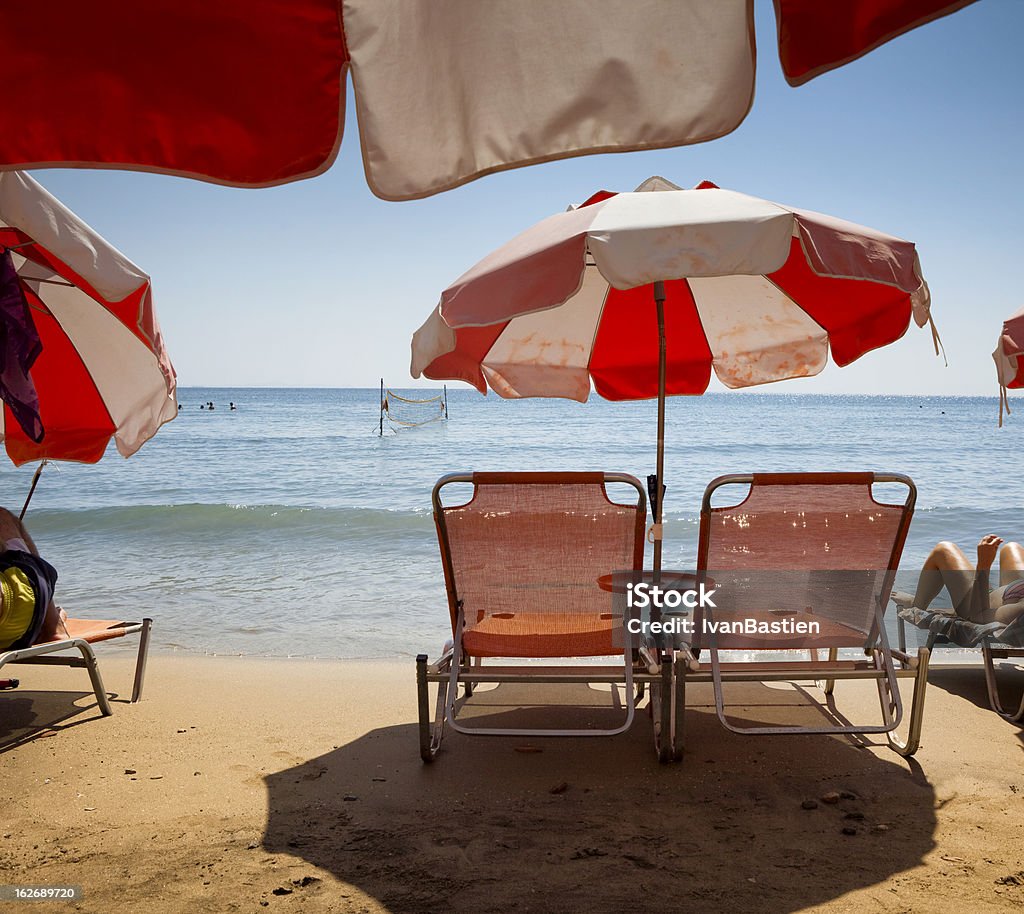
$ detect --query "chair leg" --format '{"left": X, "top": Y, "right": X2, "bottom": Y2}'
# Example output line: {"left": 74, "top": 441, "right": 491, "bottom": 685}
{"left": 130, "top": 618, "right": 153, "bottom": 703}
{"left": 820, "top": 647, "right": 838, "bottom": 695}
{"left": 77, "top": 641, "right": 113, "bottom": 717}
{"left": 652, "top": 660, "right": 672, "bottom": 763}
{"left": 672, "top": 655, "right": 686, "bottom": 762}
{"left": 416, "top": 654, "right": 435, "bottom": 762}
{"left": 417, "top": 653, "right": 450, "bottom": 762}
{"left": 982, "top": 644, "right": 1024, "bottom": 723}
{"left": 886, "top": 648, "right": 930, "bottom": 757}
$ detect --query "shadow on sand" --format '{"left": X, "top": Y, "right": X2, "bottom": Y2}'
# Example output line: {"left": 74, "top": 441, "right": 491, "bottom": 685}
{"left": 926, "top": 663, "right": 1023, "bottom": 750}
{"left": 264, "top": 681, "right": 938, "bottom": 914}
{"left": 0, "top": 688, "right": 123, "bottom": 753}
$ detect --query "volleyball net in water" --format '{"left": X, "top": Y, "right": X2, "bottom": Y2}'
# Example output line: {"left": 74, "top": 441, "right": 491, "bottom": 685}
{"left": 380, "top": 380, "right": 448, "bottom": 433}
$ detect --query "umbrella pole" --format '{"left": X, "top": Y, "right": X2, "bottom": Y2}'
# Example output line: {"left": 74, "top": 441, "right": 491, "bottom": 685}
{"left": 653, "top": 280, "right": 667, "bottom": 577}
{"left": 20, "top": 460, "right": 47, "bottom": 520}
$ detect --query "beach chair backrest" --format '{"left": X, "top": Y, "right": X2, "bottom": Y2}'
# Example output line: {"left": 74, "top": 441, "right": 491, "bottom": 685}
{"left": 433, "top": 472, "right": 646, "bottom": 657}
{"left": 696, "top": 472, "right": 915, "bottom": 649}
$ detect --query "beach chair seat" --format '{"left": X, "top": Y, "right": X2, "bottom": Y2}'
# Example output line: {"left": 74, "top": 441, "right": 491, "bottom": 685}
{"left": 461, "top": 610, "right": 620, "bottom": 658}
{"left": 0, "top": 616, "right": 152, "bottom": 716}
{"left": 895, "top": 599, "right": 1024, "bottom": 722}
{"left": 671, "top": 473, "right": 930, "bottom": 759}
{"left": 416, "top": 472, "right": 673, "bottom": 762}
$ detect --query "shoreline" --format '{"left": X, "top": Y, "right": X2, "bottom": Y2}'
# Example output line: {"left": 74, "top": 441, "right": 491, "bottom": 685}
{"left": 86, "top": 643, "right": 995, "bottom": 664}
{"left": 3, "top": 654, "right": 1023, "bottom": 912}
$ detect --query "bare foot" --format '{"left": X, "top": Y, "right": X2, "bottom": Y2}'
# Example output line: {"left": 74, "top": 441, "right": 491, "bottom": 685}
{"left": 37, "top": 602, "right": 69, "bottom": 642}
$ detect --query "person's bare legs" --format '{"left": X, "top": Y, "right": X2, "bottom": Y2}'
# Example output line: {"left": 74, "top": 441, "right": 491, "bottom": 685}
{"left": 912, "top": 541, "right": 975, "bottom": 610}
{"left": 998, "top": 542, "right": 1024, "bottom": 586}
{"left": 911, "top": 538, "right": 1024, "bottom": 625}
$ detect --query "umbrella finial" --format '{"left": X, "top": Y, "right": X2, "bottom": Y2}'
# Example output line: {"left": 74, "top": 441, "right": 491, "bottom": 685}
{"left": 632, "top": 176, "right": 683, "bottom": 193}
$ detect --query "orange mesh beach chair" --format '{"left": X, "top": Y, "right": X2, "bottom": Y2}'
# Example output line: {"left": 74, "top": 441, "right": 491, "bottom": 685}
{"left": 0, "top": 616, "right": 152, "bottom": 715}
{"left": 416, "top": 472, "right": 673, "bottom": 761}
{"left": 672, "top": 473, "right": 930, "bottom": 758}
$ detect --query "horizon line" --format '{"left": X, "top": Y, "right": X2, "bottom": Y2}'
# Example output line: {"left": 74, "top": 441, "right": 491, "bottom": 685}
{"left": 174, "top": 385, "right": 1008, "bottom": 400}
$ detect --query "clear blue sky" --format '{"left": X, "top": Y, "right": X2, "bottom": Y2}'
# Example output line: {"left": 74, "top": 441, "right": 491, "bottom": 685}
{"left": 30, "top": 0, "right": 1024, "bottom": 395}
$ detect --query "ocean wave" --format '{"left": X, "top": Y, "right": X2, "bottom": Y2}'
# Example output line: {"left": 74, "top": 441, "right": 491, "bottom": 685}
{"left": 28, "top": 501, "right": 1014, "bottom": 538}
{"left": 27, "top": 503, "right": 435, "bottom": 540}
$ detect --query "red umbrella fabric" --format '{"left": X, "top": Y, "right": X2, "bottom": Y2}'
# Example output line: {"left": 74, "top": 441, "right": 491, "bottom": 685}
{"left": 994, "top": 305, "right": 1024, "bottom": 426}
{"left": 0, "top": 171, "right": 177, "bottom": 466}
{"left": 0, "top": 0, "right": 344, "bottom": 190}
{"left": 0, "top": 2, "right": 976, "bottom": 200}
{"left": 775, "top": 0, "right": 979, "bottom": 86}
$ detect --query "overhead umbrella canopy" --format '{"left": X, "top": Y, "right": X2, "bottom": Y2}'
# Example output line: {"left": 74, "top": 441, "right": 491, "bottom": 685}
{"left": 775, "top": 0, "right": 978, "bottom": 86}
{"left": 412, "top": 178, "right": 936, "bottom": 400}
{"left": 0, "top": 171, "right": 177, "bottom": 466}
{"left": 994, "top": 305, "right": 1024, "bottom": 426}
{"left": 0, "top": 1, "right": 976, "bottom": 200}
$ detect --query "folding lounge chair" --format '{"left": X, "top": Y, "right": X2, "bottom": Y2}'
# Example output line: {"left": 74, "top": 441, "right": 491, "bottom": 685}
{"left": 894, "top": 599, "right": 1024, "bottom": 722}
{"left": 416, "top": 472, "right": 673, "bottom": 762}
{"left": 0, "top": 616, "right": 152, "bottom": 716}
{"left": 671, "top": 473, "right": 930, "bottom": 758}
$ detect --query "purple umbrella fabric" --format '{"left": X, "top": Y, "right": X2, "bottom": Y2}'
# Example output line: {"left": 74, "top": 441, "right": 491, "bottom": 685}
{"left": 0, "top": 249, "right": 44, "bottom": 443}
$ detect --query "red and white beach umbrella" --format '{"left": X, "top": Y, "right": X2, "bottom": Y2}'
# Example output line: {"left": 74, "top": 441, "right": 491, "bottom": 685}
{"left": 411, "top": 177, "right": 938, "bottom": 570}
{"left": 993, "top": 305, "right": 1024, "bottom": 426}
{"left": 0, "top": 171, "right": 177, "bottom": 469}
{"left": 0, "top": 1, "right": 976, "bottom": 200}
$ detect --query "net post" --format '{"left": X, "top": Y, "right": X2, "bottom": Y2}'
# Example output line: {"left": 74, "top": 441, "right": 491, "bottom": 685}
{"left": 379, "top": 378, "right": 384, "bottom": 437}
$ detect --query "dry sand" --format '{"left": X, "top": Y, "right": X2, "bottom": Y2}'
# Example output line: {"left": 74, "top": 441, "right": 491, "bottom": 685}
{"left": 1, "top": 654, "right": 1022, "bottom": 913}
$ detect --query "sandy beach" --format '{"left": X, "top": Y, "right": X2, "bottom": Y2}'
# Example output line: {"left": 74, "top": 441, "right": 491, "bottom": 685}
{"left": 2, "top": 655, "right": 1022, "bottom": 913}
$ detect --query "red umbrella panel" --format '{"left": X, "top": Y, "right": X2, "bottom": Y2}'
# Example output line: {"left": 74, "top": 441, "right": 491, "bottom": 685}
{"left": 0, "top": 171, "right": 177, "bottom": 466}
{"left": 775, "top": 0, "right": 979, "bottom": 86}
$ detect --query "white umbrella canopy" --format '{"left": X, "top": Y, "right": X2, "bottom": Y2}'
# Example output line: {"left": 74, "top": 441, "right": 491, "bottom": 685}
{"left": 412, "top": 177, "right": 940, "bottom": 570}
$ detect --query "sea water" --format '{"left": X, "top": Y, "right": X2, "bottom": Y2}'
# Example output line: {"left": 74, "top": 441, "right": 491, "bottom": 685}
{"left": 2, "top": 389, "right": 1020, "bottom": 659}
